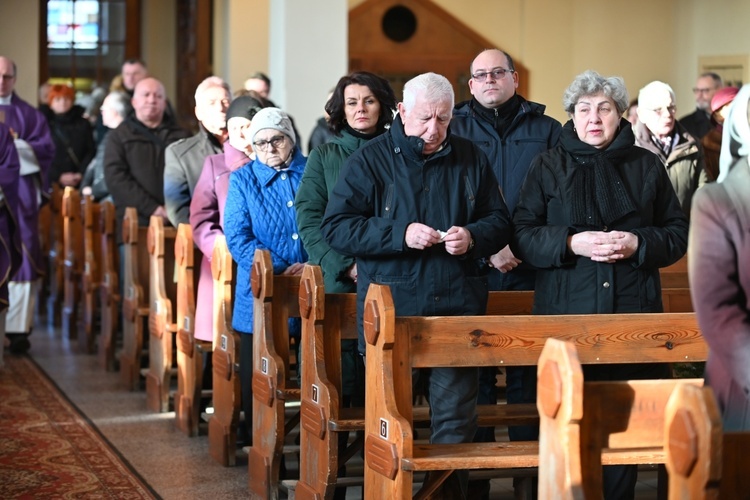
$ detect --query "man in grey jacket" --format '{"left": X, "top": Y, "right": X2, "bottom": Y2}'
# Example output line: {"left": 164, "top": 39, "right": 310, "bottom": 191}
{"left": 163, "top": 76, "right": 230, "bottom": 227}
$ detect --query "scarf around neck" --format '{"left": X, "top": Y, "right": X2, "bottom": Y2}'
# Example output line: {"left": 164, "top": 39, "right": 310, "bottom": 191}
{"left": 561, "top": 118, "right": 637, "bottom": 227}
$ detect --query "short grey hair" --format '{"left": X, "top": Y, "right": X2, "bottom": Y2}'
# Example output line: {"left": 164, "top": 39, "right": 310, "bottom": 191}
{"left": 402, "top": 72, "right": 454, "bottom": 115}
{"left": 194, "top": 76, "right": 231, "bottom": 103}
{"left": 106, "top": 91, "right": 132, "bottom": 118}
{"left": 563, "top": 70, "right": 629, "bottom": 115}
{"left": 638, "top": 81, "right": 676, "bottom": 107}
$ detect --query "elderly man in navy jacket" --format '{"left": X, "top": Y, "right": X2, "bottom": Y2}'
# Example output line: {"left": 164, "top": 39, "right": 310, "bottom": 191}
{"left": 322, "top": 72, "right": 511, "bottom": 498}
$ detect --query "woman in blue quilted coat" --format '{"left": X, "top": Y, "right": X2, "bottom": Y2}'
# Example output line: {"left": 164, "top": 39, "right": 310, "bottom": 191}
{"left": 223, "top": 107, "right": 307, "bottom": 444}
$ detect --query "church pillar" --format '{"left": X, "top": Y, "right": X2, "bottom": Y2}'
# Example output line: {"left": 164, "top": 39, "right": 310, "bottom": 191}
{"left": 269, "top": 0, "right": 348, "bottom": 152}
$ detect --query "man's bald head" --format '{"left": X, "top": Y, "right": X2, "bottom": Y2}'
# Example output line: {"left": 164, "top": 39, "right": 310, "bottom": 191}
{"left": 132, "top": 77, "right": 167, "bottom": 127}
{"left": 0, "top": 56, "right": 18, "bottom": 98}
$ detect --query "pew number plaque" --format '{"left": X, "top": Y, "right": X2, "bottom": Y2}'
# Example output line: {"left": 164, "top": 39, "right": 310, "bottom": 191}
{"left": 220, "top": 334, "right": 227, "bottom": 351}
{"left": 380, "top": 418, "right": 389, "bottom": 440}
{"left": 311, "top": 384, "right": 319, "bottom": 404}
{"left": 261, "top": 357, "right": 269, "bottom": 375}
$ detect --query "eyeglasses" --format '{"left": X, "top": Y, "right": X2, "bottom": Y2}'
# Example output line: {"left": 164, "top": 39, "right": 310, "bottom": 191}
{"left": 0, "top": 74, "right": 15, "bottom": 81}
{"left": 647, "top": 105, "right": 677, "bottom": 116}
{"left": 253, "top": 135, "right": 286, "bottom": 151}
{"left": 692, "top": 87, "right": 715, "bottom": 94}
{"left": 471, "top": 68, "right": 514, "bottom": 81}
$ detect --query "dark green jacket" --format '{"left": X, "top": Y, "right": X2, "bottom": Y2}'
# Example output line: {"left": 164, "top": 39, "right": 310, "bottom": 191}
{"left": 296, "top": 129, "right": 374, "bottom": 398}
{"left": 296, "top": 129, "right": 372, "bottom": 293}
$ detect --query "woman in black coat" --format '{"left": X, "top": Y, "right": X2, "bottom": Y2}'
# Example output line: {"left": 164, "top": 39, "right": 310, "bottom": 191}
{"left": 43, "top": 84, "right": 95, "bottom": 188}
{"left": 512, "top": 70, "right": 689, "bottom": 500}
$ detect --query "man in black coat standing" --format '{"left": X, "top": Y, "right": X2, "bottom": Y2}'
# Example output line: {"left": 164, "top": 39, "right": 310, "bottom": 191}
{"left": 322, "top": 72, "right": 512, "bottom": 498}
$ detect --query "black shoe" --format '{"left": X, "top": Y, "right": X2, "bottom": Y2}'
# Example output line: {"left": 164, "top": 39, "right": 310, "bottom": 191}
{"left": 8, "top": 334, "right": 31, "bottom": 355}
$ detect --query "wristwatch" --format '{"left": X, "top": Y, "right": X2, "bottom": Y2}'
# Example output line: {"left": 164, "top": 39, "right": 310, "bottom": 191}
{"left": 468, "top": 238, "right": 475, "bottom": 252}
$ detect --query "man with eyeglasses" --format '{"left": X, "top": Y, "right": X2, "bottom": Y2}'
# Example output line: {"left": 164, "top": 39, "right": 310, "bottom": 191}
{"left": 679, "top": 72, "right": 723, "bottom": 140}
{"left": 451, "top": 49, "right": 560, "bottom": 496}
{"left": 0, "top": 55, "right": 55, "bottom": 355}
{"left": 634, "top": 80, "right": 706, "bottom": 218}
{"left": 452, "top": 50, "right": 560, "bottom": 291}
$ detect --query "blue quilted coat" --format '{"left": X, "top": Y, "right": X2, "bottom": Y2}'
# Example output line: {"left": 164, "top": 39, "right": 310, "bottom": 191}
{"left": 223, "top": 148, "right": 308, "bottom": 335}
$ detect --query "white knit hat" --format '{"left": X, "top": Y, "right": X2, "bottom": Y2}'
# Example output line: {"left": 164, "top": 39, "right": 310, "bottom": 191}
{"left": 248, "top": 107, "right": 296, "bottom": 147}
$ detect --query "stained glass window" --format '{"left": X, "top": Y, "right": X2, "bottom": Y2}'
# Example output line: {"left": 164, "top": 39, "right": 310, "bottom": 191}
{"left": 47, "top": 0, "right": 100, "bottom": 50}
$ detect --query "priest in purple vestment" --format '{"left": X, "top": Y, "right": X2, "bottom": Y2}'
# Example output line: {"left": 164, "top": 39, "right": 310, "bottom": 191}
{"left": 0, "top": 56, "right": 55, "bottom": 354}
{"left": 0, "top": 121, "right": 22, "bottom": 366}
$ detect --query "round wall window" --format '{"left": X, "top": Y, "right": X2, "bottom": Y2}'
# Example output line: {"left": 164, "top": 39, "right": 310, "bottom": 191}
{"left": 382, "top": 5, "right": 417, "bottom": 43}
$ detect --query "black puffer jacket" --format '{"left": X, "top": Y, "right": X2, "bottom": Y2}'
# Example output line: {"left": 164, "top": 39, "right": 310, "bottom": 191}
{"left": 322, "top": 118, "right": 512, "bottom": 352}
{"left": 512, "top": 120, "right": 688, "bottom": 314}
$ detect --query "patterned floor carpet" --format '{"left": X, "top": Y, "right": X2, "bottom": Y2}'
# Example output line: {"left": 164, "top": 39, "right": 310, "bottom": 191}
{"left": 0, "top": 354, "right": 158, "bottom": 499}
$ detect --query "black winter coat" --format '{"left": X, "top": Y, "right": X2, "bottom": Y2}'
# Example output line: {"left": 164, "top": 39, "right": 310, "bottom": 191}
{"left": 103, "top": 115, "right": 189, "bottom": 241}
{"left": 322, "top": 118, "right": 512, "bottom": 352}
{"left": 44, "top": 104, "right": 96, "bottom": 184}
{"left": 512, "top": 120, "right": 688, "bottom": 315}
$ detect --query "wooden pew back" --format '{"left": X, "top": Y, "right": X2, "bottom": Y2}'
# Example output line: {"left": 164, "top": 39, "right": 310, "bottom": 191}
{"left": 660, "top": 255, "right": 689, "bottom": 289}
{"left": 537, "top": 338, "right": 703, "bottom": 498}
{"left": 297, "top": 265, "right": 359, "bottom": 499}
{"left": 98, "top": 201, "right": 119, "bottom": 371}
{"left": 145, "top": 216, "right": 178, "bottom": 412}
{"left": 120, "top": 207, "right": 151, "bottom": 390}
{"left": 174, "top": 223, "right": 209, "bottom": 436}
{"left": 362, "top": 283, "right": 705, "bottom": 499}
{"left": 46, "top": 183, "right": 64, "bottom": 330}
{"left": 81, "top": 195, "right": 102, "bottom": 355}
{"left": 665, "top": 383, "right": 750, "bottom": 499}
{"left": 208, "top": 235, "right": 241, "bottom": 466}
{"left": 62, "top": 187, "right": 83, "bottom": 343}
{"left": 248, "top": 249, "right": 301, "bottom": 499}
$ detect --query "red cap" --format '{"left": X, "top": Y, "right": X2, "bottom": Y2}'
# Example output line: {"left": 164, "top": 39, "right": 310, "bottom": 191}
{"left": 711, "top": 87, "right": 739, "bottom": 113}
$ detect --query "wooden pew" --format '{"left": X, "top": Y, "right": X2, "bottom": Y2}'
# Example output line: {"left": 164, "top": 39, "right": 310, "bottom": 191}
{"left": 98, "top": 201, "right": 120, "bottom": 371}
{"left": 81, "top": 195, "right": 102, "bottom": 355}
{"left": 145, "top": 216, "right": 178, "bottom": 412}
{"left": 120, "top": 207, "right": 151, "bottom": 391}
{"left": 46, "top": 183, "right": 64, "bottom": 330}
{"left": 174, "top": 223, "right": 211, "bottom": 436}
{"left": 294, "top": 270, "right": 693, "bottom": 499}
{"left": 362, "top": 283, "right": 706, "bottom": 499}
{"left": 37, "top": 198, "right": 51, "bottom": 323}
{"left": 248, "top": 249, "right": 301, "bottom": 499}
{"left": 295, "top": 266, "right": 536, "bottom": 499}
{"left": 208, "top": 235, "right": 241, "bottom": 466}
{"left": 61, "top": 187, "right": 83, "bottom": 343}
{"left": 536, "top": 338, "right": 703, "bottom": 498}
{"left": 665, "top": 383, "right": 750, "bottom": 499}
{"left": 660, "top": 255, "right": 688, "bottom": 289}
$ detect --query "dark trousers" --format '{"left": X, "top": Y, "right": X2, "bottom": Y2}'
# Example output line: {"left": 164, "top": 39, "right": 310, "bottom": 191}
{"left": 238, "top": 332, "right": 253, "bottom": 445}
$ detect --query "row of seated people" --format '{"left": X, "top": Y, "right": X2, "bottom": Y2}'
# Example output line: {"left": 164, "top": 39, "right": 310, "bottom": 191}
{"left": 48, "top": 187, "right": 741, "bottom": 498}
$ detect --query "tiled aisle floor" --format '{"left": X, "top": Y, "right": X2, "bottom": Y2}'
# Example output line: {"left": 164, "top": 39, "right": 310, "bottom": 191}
{"left": 22, "top": 327, "right": 659, "bottom": 499}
